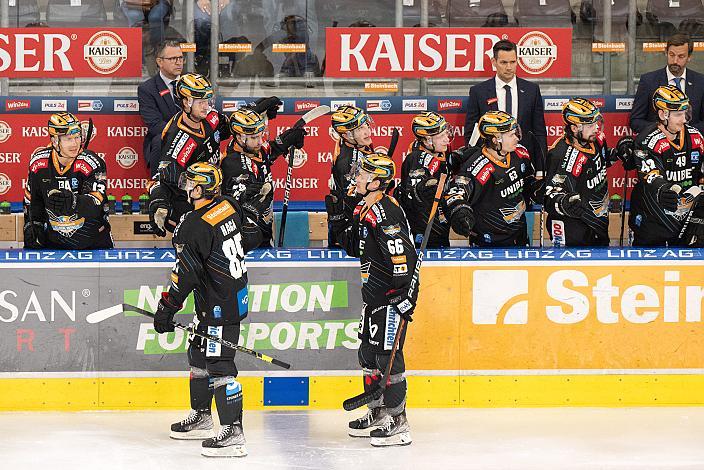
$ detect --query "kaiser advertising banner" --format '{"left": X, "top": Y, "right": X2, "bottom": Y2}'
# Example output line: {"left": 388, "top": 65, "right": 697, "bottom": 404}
{"left": 325, "top": 27, "right": 572, "bottom": 78}
{"left": 0, "top": 95, "right": 635, "bottom": 204}
{"left": 0, "top": 28, "right": 142, "bottom": 78}
{"left": 1, "top": 248, "right": 703, "bottom": 375}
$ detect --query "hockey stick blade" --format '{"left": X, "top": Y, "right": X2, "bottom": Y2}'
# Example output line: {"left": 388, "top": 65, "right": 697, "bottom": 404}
{"left": 122, "top": 304, "right": 291, "bottom": 369}
{"left": 343, "top": 385, "right": 384, "bottom": 411}
{"left": 293, "top": 105, "right": 331, "bottom": 129}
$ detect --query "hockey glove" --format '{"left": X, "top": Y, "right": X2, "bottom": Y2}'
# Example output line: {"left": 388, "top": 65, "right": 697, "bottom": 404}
{"left": 656, "top": 181, "right": 681, "bottom": 212}
{"left": 325, "top": 193, "right": 347, "bottom": 233}
{"left": 252, "top": 96, "right": 282, "bottom": 120}
{"left": 154, "top": 292, "right": 180, "bottom": 334}
{"left": 46, "top": 189, "right": 76, "bottom": 216}
{"left": 449, "top": 202, "right": 475, "bottom": 237}
{"left": 555, "top": 193, "right": 585, "bottom": 218}
{"left": 388, "top": 290, "right": 414, "bottom": 322}
{"left": 276, "top": 127, "right": 307, "bottom": 150}
{"left": 23, "top": 220, "right": 46, "bottom": 248}
{"left": 612, "top": 136, "right": 636, "bottom": 170}
{"left": 242, "top": 181, "right": 273, "bottom": 224}
{"left": 411, "top": 177, "right": 439, "bottom": 205}
{"left": 148, "top": 201, "right": 169, "bottom": 238}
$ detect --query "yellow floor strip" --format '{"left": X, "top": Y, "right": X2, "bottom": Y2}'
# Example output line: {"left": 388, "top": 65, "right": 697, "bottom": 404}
{"left": 1, "top": 375, "right": 703, "bottom": 411}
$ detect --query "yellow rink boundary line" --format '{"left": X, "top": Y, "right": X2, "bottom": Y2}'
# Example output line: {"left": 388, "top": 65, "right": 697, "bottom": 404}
{"left": 2, "top": 375, "right": 704, "bottom": 411}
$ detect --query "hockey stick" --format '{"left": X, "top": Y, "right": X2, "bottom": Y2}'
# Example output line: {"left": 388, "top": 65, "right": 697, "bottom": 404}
{"left": 83, "top": 118, "right": 94, "bottom": 151}
{"left": 619, "top": 170, "right": 629, "bottom": 246}
{"left": 122, "top": 304, "right": 291, "bottom": 369}
{"left": 278, "top": 105, "right": 331, "bottom": 247}
{"left": 677, "top": 188, "right": 703, "bottom": 244}
{"left": 342, "top": 172, "right": 448, "bottom": 411}
{"left": 387, "top": 128, "right": 400, "bottom": 158}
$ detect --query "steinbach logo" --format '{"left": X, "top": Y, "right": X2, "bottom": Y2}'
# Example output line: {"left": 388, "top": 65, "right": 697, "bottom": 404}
{"left": 5, "top": 99, "right": 31, "bottom": 111}
{"left": 0, "top": 121, "right": 11, "bottom": 143}
{"left": 438, "top": 99, "right": 462, "bottom": 111}
{"left": 295, "top": 100, "right": 320, "bottom": 112}
{"left": 83, "top": 30, "right": 128, "bottom": 75}
{"left": 471, "top": 268, "right": 704, "bottom": 325}
{"left": 41, "top": 99, "right": 67, "bottom": 112}
{"left": 78, "top": 100, "right": 103, "bottom": 112}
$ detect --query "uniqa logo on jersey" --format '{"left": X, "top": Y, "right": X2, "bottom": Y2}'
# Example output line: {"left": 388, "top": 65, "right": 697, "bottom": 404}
{"left": 83, "top": 31, "right": 128, "bottom": 75}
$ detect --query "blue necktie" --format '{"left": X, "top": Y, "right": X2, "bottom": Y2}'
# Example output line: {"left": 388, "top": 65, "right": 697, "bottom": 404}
{"left": 674, "top": 77, "right": 683, "bottom": 91}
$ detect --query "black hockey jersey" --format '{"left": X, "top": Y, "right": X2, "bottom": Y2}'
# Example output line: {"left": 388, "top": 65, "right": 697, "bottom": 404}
{"left": 545, "top": 133, "right": 612, "bottom": 246}
{"left": 221, "top": 141, "right": 281, "bottom": 246}
{"left": 396, "top": 142, "right": 451, "bottom": 247}
{"left": 24, "top": 147, "right": 111, "bottom": 249}
{"left": 630, "top": 122, "right": 704, "bottom": 244}
{"left": 168, "top": 195, "right": 262, "bottom": 326}
{"left": 335, "top": 193, "right": 417, "bottom": 308}
{"left": 451, "top": 145, "right": 537, "bottom": 246}
{"left": 150, "top": 110, "right": 231, "bottom": 229}
{"left": 330, "top": 139, "right": 374, "bottom": 218}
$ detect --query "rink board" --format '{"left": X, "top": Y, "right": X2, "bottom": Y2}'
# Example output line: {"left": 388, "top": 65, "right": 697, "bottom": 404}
{"left": 0, "top": 248, "right": 703, "bottom": 410}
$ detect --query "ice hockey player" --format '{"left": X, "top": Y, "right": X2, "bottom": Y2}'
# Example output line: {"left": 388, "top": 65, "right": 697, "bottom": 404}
{"left": 148, "top": 73, "right": 230, "bottom": 236}
{"left": 221, "top": 105, "right": 306, "bottom": 246}
{"left": 23, "top": 112, "right": 112, "bottom": 249}
{"left": 630, "top": 85, "right": 704, "bottom": 246}
{"left": 328, "top": 154, "right": 416, "bottom": 447}
{"left": 446, "top": 111, "right": 540, "bottom": 247}
{"left": 544, "top": 98, "right": 635, "bottom": 246}
{"left": 395, "top": 111, "right": 453, "bottom": 247}
{"left": 326, "top": 105, "right": 375, "bottom": 247}
{"left": 153, "top": 162, "right": 271, "bottom": 457}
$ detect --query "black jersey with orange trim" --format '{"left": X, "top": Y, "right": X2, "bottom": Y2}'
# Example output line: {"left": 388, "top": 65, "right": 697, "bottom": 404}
{"left": 545, "top": 133, "right": 612, "bottom": 244}
{"left": 334, "top": 193, "right": 417, "bottom": 309}
{"left": 24, "top": 146, "right": 111, "bottom": 249}
{"left": 630, "top": 122, "right": 704, "bottom": 243}
{"left": 330, "top": 139, "right": 374, "bottom": 217}
{"left": 151, "top": 110, "right": 231, "bottom": 229}
{"left": 451, "top": 144, "right": 537, "bottom": 246}
{"left": 168, "top": 195, "right": 262, "bottom": 326}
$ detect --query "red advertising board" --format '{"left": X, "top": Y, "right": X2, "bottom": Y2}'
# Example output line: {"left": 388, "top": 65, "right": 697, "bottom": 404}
{"left": 0, "top": 28, "right": 142, "bottom": 78}
{"left": 0, "top": 111, "right": 636, "bottom": 204}
{"left": 325, "top": 28, "right": 572, "bottom": 78}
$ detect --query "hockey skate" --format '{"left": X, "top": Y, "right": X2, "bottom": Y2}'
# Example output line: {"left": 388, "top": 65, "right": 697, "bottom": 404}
{"left": 348, "top": 407, "right": 392, "bottom": 437}
{"left": 201, "top": 423, "right": 247, "bottom": 457}
{"left": 169, "top": 409, "right": 214, "bottom": 440}
{"left": 370, "top": 411, "right": 412, "bottom": 447}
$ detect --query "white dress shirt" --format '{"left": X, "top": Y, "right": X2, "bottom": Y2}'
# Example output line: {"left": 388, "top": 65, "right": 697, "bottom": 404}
{"left": 666, "top": 67, "right": 687, "bottom": 94}
{"left": 160, "top": 71, "right": 178, "bottom": 99}
{"left": 495, "top": 76, "right": 518, "bottom": 118}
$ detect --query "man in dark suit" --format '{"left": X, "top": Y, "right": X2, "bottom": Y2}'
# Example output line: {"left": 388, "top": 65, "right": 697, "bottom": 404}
{"left": 631, "top": 32, "right": 704, "bottom": 134}
{"left": 464, "top": 39, "right": 547, "bottom": 176}
{"left": 138, "top": 39, "right": 183, "bottom": 176}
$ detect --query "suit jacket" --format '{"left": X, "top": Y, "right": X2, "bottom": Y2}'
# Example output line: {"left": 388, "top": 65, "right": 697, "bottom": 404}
{"left": 630, "top": 67, "right": 704, "bottom": 134}
{"left": 138, "top": 73, "right": 180, "bottom": 175}
{"left": 464, "top": 76, "right": 548, "bottom": 173}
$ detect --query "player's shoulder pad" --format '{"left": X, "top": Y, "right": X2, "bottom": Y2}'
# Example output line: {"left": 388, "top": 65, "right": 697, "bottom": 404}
{"left": 78, "top": 150, "right": 105, "bottom": 170}
{"left": 643, "top": 128, "right": 670, "bottom": 154}
{"left": 514, "top": 144, "right": 531, "bottom": 160}
{"left": 205, "top": 110, "right": 221, "bottom": 130}
{"left": 464, "top": 150, "right": 493, "bottom": 179}
{"left": 687, "top": 125, "right": 704, "bottom": 148}
{"left": 28, "top": 147, "right": 51, "bottom": 173}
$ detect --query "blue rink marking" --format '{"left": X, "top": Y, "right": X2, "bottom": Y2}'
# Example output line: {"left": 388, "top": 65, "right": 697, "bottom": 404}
{"left": 0, "top": 247, "right": 702, "bottom": 263}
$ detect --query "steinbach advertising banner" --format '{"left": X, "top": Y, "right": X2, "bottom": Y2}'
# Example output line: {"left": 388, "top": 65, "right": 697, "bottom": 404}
{"left": 0, "top": 248, "right": 703, "bottom": 374}
{"left": 325, "top": 28, "right": 572, "bottom": 78}
{"left": 0, "top": 28, "right": 142, "bottom": 78}
{"left": 0, "top": 96, "right": 634, "bottom": 203}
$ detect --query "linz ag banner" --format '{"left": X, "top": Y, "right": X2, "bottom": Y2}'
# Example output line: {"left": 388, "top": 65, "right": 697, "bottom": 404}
{"left": 0, "top": 28, "right": 142, "bottom": 78}
{"left": 325, "top": 27, "right": 572, "bottom": 78}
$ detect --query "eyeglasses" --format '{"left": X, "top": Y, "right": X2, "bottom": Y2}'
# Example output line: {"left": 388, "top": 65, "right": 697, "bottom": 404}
{"left": 159, "top": 56, "right": 184, "bottom": 63}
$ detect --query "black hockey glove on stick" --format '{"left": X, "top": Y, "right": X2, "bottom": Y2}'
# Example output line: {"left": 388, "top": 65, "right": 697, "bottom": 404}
{"left": 123, "top": 304, "right": 291, "bottom": 369}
